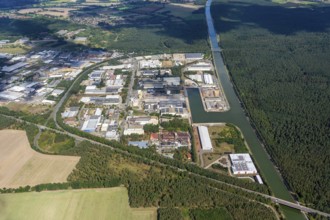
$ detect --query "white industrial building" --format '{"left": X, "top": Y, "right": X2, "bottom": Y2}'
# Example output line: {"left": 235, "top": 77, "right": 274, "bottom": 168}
{"left": 229, "top": 153, "right": 258, "bottom": 175}
{"left": 0, "top": 91, "right": 24, "bottom": 100}
{"left": 139, "top": 59, "right": 162, "bottom": 69}
{"left": 197, "top": 126, "right": 213, "bottom": 151}
{"left": 89, "top": 70, "right": 104, "bottom": 81}
{"left": 255, "top": 175, "right": 263, "bottom": 184}
{"left": 203, "top": 74, "right": 214, "bottom": 85}
{"left": 163, "top": 77, "right": 181, "bottom": 86}
{"left": 105, "top": 130, "right": 119, "bottom": 140}
{"left": 123, "top": 127, "right": 144, "bottom": 135}
{"left": 186, "top": 62, "right": 212, "bottom": 71}
{"left": 81, "top": 116, "right": 101, "bottom": 132}
{"left": 61, "top": 107, "right": 79, "bottom": 118}
{"left": 2, "top": 62, "right": 28, "bottom": 73}
{"left": 94, "top": 108, "right": 103, "bottom": 116}
{"left": 185, "top": 53, "right": 203, "bottom": 61}
{"left": 85, "top": 85, "right": 106, "bottom": 95}
{"left": 51, "top": 89, "right": 64, "bottom": 97}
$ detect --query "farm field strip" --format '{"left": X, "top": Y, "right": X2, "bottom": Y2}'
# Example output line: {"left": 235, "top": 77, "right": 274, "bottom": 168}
{"left": 0, "top": 130, "right": 80, "bottom": 188}
{"left": 0, "top": 187, "right": 157, "bottom": 220}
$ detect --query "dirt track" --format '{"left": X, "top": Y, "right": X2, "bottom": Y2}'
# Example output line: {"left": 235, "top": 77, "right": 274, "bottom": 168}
{"left": 0, "top": 130, "right": 80, "bottom": 188}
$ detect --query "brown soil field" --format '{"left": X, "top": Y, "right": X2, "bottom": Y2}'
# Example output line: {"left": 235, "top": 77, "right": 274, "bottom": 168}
{"left": 0, "top": 130, "right": 80, "bottom": 188}
{"left": 18, "top": 7, "right": 76, "bottom": 18}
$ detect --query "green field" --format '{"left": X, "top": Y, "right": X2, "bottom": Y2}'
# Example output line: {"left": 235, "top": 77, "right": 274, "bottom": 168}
{"left": 38, "top": 130, "right": 75, "bottom": 153}
{"left": 0, "top": 187, "right": 156, "bottom": 220}
{"left": 0, "top": 47, "right": 27, "bottom": 54}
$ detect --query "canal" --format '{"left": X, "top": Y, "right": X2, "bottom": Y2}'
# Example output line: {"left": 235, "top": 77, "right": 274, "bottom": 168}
{"left": 186, "top": 0, "right": 305, "bottom": 219}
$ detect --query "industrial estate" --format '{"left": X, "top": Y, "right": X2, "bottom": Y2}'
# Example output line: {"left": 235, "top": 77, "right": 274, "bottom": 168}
{"left": 0, "top": 0, "right": 329, "bottom": 219}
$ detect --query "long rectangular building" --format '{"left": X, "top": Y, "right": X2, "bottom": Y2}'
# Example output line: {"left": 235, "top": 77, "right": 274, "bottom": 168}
{"left": 197, "top": 126, "right": 213, "bottom": 151}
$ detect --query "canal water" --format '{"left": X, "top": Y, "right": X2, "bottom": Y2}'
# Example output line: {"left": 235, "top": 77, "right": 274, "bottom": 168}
{"left": 186, "top": 0, "right": 305, "bottom": 219}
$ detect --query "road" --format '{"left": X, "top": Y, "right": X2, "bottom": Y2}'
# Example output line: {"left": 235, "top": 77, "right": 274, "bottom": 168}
{"left": 2, "top": 113, "right": 329, "bottom": 218}
{"left": 45, "top": 59, "right": 113, "bottom": 128}
{"left": 119, "top": 57, "right": 138, "bottom": 135}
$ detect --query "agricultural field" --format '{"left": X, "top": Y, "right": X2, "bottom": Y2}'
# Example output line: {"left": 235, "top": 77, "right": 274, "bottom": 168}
{"left": 158, "top": 3, "right": 203, "bottom": 18}
{"left": 18, "top": 7, "right": 77, "bottom": 18}
{"left": 0, "top": 130, "right": 80, "bottom": 188}
{"left": 0, "top": 187, "right": 157, "bottom": 220}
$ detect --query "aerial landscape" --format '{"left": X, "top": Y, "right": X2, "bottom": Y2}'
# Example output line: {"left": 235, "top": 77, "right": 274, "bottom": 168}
{"left": 0, "top": 0, "right": 329, "bottom": 219}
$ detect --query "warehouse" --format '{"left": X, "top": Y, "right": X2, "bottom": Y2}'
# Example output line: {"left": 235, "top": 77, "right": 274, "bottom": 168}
{"left": 0, "top": 91, "right": 24, "bottom": 100}
{"left": 186, "top": 62, "right": 212, "bottom": 71}
{"left": 81, "top": 116, "right": 101, "bottom": 132}
{"left": 2, "top": 62, "right": 28, "bottom": 73}
{"left": 229, "top": 154, "right": 258, "bottom": 175}
{"left": 203, "top": 74, "right": 214, "bottom": 85}
{"left": 197, "top": 126, "right": 213, "bottom": 151}
{"left": 89, "top": 70, "right": 104, "bottom": 81}
{"left": 185, "top": 53, "right": 203, "bottom": 61}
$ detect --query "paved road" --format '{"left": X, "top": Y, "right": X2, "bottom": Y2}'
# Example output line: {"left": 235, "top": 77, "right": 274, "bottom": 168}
{"left": 119, "top": 57, "right": 138, "bottom": 135}
{"left": 2, "top": 114, "right": 329, "bottom": 218}
{"left": 45, "top": 59, "right": 113, "bottom": 128}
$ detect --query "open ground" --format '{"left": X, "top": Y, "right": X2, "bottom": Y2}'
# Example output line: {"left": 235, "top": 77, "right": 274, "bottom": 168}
{"left": 18, "top": 7, "right": 76, "bottom": 18}
{"left": 0, "top": 130, "right": 80, "bottom": 188}
{"left": 0, "top": 187, "right": 157, "bottom": 220}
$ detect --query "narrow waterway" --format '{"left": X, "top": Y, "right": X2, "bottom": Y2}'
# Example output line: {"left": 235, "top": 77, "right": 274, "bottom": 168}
{"left": 186, "top": 0, "right": 305, "bottom": 219}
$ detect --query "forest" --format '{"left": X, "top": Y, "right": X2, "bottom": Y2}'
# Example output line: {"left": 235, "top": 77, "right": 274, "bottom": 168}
{"left": 212, "top": 0, "right": 330, "bottom": 212}
{"left": 48, "top": 141, "right": 278, "bottom": 220}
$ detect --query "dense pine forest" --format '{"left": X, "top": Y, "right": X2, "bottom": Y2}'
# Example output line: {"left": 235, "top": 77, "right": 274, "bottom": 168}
{"left": 212, "top": 0, "right": 330, "bottom": 212}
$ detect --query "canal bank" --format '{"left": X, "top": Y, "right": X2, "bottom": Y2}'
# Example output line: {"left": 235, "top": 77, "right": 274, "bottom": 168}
{"left": 186, "top": 0, "right": 306, "bottom": 219}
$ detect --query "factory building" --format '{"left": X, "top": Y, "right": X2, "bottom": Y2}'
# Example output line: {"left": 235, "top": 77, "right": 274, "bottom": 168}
{"left": 185, "top": 53, "right": 203, "bottom": 61}
{"left": 229, "top": 154, "right": 258, "bottom": 175}
{"left": 203, "top": 74, "right": 214, "bottom": 85}
{"left": 197, "top": 126, "right": 213, "bottom": 151}
{"left": 81, "top": 116, "right": 101, "bottom": 133}
{"left": 186, "top": 62, "right": 212, "bottom": 71}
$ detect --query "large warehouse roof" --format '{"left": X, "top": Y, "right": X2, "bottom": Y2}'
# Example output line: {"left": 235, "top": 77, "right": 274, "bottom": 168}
{"left": 198, "top": 126, "right": 213, "bottom": 151}
{"left": 229, "top": 153, "right": 257, "bottom": 175}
